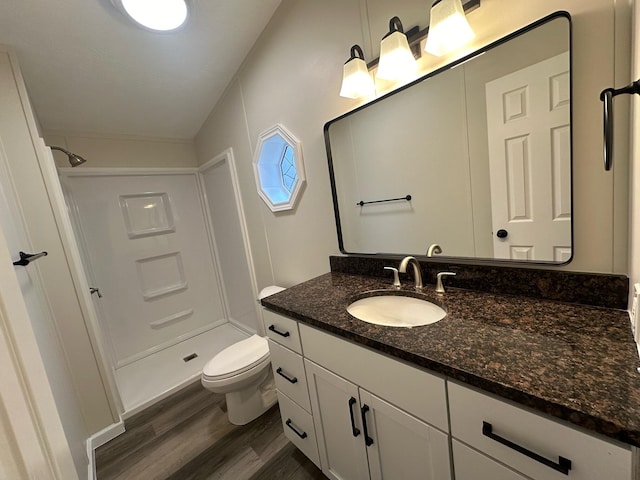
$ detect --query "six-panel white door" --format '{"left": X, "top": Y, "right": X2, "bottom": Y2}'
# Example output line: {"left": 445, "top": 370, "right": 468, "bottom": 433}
{"left": 485, "top": 52, "right": 571, "bottom": 262}
{"left": 65, "top": 173, "right": 226, "bottom": 366}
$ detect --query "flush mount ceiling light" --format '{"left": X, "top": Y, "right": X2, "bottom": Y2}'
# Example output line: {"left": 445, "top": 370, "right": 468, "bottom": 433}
{"left": 376, "top": 17, "right": 418, "bottom": 81}
{"left": 340, "top": 45, "right": 376, "bottom": 99}
{"left": 112, "top": 0, "right": 188, "bottom": 32}
{"left": 424, "top": 0, "right": 475, "bottom": 57}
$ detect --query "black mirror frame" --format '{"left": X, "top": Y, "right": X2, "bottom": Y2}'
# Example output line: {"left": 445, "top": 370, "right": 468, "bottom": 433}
{"left": 324, "top": 10, "right": 573, "bottom": 267}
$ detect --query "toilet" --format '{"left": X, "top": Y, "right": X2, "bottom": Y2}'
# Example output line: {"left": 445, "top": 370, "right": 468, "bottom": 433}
{"left": 200, "top": 286, "right": 285, "bottom": 425}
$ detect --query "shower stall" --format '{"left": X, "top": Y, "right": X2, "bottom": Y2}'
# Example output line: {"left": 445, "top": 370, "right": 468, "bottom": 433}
{"left": 60, "top": 149, "right": 262, "bottom": 415}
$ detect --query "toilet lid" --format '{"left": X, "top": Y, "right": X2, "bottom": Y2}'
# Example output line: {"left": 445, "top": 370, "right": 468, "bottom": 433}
{"left": 203, "top": 335, "right": 269, "bottom": 379}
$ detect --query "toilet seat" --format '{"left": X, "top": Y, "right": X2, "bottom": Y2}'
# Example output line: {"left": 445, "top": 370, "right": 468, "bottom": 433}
{"left": 202, "top": 334, "right": 269, "bottom": 380}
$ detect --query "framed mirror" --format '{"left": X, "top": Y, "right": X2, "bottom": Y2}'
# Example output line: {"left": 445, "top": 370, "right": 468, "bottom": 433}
{"left": 325, "top": 12, "right": 572, "bottom": 264}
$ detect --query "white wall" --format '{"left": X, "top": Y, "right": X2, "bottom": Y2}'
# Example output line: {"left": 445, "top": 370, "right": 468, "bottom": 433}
{"left": 195, "top": 0, "right": 631, "bottom": 284}
{"left": 629, "top": 0, "right": 640, "bottom": 306}
{"left": 43, "top": 131, "right": 197, "bottom": 169}
{"left": 196, "top": 0, "right": 364, "bottom": 288}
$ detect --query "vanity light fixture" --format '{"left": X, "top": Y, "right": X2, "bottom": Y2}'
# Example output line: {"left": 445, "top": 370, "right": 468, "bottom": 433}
{"left": 112, "top": 0, "right": 188, "bottom": 32}
{"left": 376, "top": 17, "right": 418, "bottom": 81}
{"left": 338, "top": 1, "right": 479, "bottom": 98}
{"left": 424, "top": 0, "right": 475, "bottom": 57}
{"left": 340, "top": 45, "right": 376, "bottom": 99}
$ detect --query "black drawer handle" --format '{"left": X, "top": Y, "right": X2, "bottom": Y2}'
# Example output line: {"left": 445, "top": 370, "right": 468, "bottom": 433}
{"left": 276, "top": 367, "right": 298, "bottom": 384}
{"left": 348, "top": 397, "right": 360, "bottom": 437}
{"left": 268, "top": 325, "right": 290, "bottom": 337}
{"left": 361, "top": 404, "right": 374, "bottom": 446}
{"left": 482, "top": 422, "right": 571, "bottom": 475}
{"left": 285, "top": 419, "right": 307, "bottom": 439}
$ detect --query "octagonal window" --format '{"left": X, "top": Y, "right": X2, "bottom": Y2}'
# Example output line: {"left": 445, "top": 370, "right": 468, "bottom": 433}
{"left": 253, "top": 124, "right": 305, "bottom": 212}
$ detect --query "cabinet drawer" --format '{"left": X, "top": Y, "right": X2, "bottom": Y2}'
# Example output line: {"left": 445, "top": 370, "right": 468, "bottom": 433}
{"left": 268, "top": 340, "right": 311, "bottom": 412}
{"left": 277, "top": 391, "right": 320, "bottom": 468}
{"left": 300, "top": 324, "right": 448, "bottom": 432}
{"left": 453, "top": 440, "right": 527, "bottom": 480}
{"left": 264, "top": 310, "right": 301, "bottom": 353}
{"left": 448, "top": 382, "right": 631, "bottom": 480}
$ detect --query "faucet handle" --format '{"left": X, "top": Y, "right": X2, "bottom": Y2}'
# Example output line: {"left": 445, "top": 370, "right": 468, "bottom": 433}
{"left": 435, "top": 271, "right": 456, "bottom": 294}
{"left": 384, "top": 267, "right": 401, "bottom": 289}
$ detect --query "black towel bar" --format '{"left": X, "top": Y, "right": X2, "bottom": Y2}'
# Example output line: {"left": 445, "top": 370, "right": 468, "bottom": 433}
{"left": 356, "top": 194, "right": 411, "bottom": 206}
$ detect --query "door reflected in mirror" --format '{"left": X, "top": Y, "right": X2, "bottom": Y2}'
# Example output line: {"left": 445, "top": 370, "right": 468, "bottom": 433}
{"left": 325, "top": 12, "right": 571, "bottom": 264}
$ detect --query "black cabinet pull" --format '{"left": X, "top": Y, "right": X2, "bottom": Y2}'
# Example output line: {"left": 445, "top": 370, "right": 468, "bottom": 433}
{"left": 276, "top": 367, "right": 298, "bottom": 384}
{"left": 285, "top": 419, "right": 307, "bottom": 439}
{"left": 348, "top": 397, "right": 360, "bottom": 437}
{"left": 361, "top": 404, "right": 374, "bottom": 446}
{"left": 482, "top": 422, "right": 571, "bottom": 475}
{"left": 268, "top": 325, "right": 290, "bottom": 337}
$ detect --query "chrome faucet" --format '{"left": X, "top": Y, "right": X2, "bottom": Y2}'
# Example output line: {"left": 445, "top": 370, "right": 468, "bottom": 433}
{"left": 384, "top": 266, "right": 401, "bottom": 289}
{"left": 399, "top": 256, "right": 423, "bottom": 291}
{"left": 427, "top": 244, "right": 442, "bottom": 257}
{"left": 435, "top": 271, "right": 456, "bottom": 294}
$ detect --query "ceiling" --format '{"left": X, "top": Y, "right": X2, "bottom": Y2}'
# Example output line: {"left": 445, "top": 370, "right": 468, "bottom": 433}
{"left": 0, "top": 0, "right": 282, "bottom": 139}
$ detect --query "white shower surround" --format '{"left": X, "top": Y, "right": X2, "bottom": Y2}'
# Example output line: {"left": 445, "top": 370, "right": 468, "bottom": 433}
{"left": 60, "top": 152, "right": 262, "bottom": 413}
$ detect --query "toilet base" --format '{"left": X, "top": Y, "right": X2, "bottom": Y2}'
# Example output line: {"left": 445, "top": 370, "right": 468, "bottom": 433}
{"left": 226, "top": 370, "right": 277, "bottom": 425}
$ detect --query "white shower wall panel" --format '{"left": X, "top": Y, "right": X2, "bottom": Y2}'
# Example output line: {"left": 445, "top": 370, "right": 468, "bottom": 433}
{"left": 67, "top": 173, "right": 226, "bottom": 365}
{"left": 200, "top": 155, "right": 260, "bottom": 334}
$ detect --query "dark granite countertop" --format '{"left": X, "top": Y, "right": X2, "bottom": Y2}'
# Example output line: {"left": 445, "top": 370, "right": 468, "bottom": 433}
{"left": 261, "top": 271, "right": 640, "bottom": 447}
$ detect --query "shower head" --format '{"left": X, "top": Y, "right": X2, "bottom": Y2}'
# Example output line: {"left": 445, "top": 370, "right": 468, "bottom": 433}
{"left": 49, "top": 146, "right": 87, "bottom": 167}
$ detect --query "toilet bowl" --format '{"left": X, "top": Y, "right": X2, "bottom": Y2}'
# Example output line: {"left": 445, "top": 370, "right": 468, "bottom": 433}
{"left": 201, "top": 286, "right": 285, "bottom": 425}
{"left": 201, "top": 334, "right": 277, "bottom": 425}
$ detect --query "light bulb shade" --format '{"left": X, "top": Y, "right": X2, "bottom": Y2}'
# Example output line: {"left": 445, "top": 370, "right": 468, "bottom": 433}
{"left": 118, "top": 0, "right": 188, "bottom": 31}
{"left": 425, "top": 0, "right": 475, "bottom": 57}
{"left": 376, "top": 17, "right": 417, "bottom": 81}
{"left": 340, "top": 45, "right": 375, "bottom": 99}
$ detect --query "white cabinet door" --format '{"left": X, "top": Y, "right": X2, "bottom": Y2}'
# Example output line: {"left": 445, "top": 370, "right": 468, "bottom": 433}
{"left": 359, "top": 389, "right": 451, "bottom": 480}
{"left": 453, "top": 440, "right": 528, "bottom": 480}
{"left": 305, "top": 359, "right": 370, "bottom": 480}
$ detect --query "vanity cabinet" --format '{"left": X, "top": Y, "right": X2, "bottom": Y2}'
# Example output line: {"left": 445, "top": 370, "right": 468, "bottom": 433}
{"left": 300, "top": 323, "right": 451, "bottom": 480}
{"left": 264, "top": 310, "right": 320, "bottom": 467}
{"left": 305, "top": 359, "right": 451, "bottom": 480}
{"left": 264, "top": 308, "right": 637, "bottom": 480}
{"left": 448, "top": 382, "right": 633, "bottom": 480}
{"left": 452, "top": 439, "right": 528, "bottom": 480}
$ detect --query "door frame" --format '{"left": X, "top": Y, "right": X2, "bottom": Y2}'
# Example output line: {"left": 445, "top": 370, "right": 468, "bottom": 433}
{"left": 0, "top": 223, "right": 78, "bottom": 479}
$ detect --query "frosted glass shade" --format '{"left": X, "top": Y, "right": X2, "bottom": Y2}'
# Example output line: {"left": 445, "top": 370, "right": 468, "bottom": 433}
{"left": 340, "top": 57, "right": 375, "bottom": 99}
{"left": 377, "top": 30, "right": 417, "bottom": 81}
{"left": 425, "top": 0, "right": 475, "bottom": 57}
{"left": 119, "top": 0, "right": 188, "bottom": 31}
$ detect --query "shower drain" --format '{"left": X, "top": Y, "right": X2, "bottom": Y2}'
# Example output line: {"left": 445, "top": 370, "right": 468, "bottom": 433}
{"left": 183, "top": 353, "right": 198, "bottom": 362}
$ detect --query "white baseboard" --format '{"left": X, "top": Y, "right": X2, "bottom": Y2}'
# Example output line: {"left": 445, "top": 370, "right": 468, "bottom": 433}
{"left": 86, "top": 420, "right": 126, "bottom": 479}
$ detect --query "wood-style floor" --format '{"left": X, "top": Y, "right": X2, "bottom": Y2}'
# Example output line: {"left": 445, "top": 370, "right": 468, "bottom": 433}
{"left": 95, "top": 381, "right": 327, "bottom": 480}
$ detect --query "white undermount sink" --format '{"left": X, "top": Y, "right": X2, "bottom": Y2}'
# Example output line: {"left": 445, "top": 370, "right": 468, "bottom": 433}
{"left": 347, "top": 293, "right": 446, "bottom": 327}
